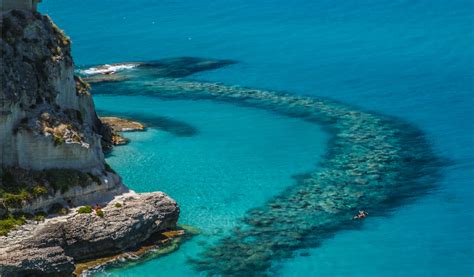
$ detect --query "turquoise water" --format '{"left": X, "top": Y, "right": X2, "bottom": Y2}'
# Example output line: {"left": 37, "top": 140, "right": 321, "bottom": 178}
{"left": 94, "top": 95, "right": 328, "bottom": 276}
{"left": 41, "top": 0, "right": 473, "bottom": 276}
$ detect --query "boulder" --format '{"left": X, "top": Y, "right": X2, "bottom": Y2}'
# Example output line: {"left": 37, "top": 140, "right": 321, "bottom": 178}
{"left": 0, "top": 192, "right": 179, "bottom": 276}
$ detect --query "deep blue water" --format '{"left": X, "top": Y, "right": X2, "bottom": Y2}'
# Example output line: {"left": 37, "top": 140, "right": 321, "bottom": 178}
{"left": 41, "top": 0, "right": 473, "bottom": 276}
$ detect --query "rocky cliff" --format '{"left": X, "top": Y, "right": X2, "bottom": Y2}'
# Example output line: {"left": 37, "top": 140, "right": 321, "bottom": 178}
{"left": 0, "top": 192, "right": 179, "bottom": 276}
{"left": 0, "top": 10, "right": 104, "bottom": 171}
{"left": 0, "top": 9, "right": 179, "bottom": 276}
{"left": 0, "top": 9, "right": 125, "bottom": 215}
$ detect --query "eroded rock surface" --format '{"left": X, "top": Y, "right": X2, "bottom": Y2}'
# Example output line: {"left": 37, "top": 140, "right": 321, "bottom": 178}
{"left": 0, "top": 192, "right": 179, "bottom": 276}
{"left": 0, "top": 10, "right": 106, "bottom": 171}
{"left": 0, "top": 10, "right": 180, "bottom": 276}
{"left": 100, "top": 117, "right": 145, "bottom": 132}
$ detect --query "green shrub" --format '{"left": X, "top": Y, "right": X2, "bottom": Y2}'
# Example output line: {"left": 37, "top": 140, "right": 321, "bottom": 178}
{"left": 2, "top": 193, "right": 22, "bottom": 207}
{"left": 31, "top": 185, "right": 48, "bottom": 197}
{"left": 3, "top": 190, "right": 31, "bottom": 208}
{"left": 95, "top": 209, "right": 104, "bottom": 218}
{"left": 53, "top": 134, "right": 64, "bottom": 146}
{"left": 58, "top": 207, "right": 70, "bottom": 215}
{"left": 0, "top": 215, "right": 26, "bottom": 236}
{"left": 78, "top": 205, "right": 93, "bottom": 214}
{"left": 114, "top": 203, "right": 122, "bottom": 208}
{"left": 34, "top": 212, "right": 46, "bottom": 222}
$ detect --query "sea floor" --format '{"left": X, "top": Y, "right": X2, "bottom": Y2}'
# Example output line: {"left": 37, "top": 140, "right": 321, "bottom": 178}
{"left": 93, "top": 94, "right": 329, "bottom": 276}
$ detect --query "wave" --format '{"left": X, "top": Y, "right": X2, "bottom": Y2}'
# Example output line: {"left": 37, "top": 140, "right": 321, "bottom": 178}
{"left": 79, "top": 63, "right": 140, "bottom": 75}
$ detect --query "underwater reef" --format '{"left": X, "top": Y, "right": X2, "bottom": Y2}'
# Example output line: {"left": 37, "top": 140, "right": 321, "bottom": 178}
{"left": 87, "top": 61, "right": 442, "bottom": 276}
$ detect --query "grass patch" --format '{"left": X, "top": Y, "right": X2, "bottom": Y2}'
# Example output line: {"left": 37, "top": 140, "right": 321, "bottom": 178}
{"left": 34, "top": 212, "right": 47, "bottom": 222}
{"left": 2, "top": 190, "right": 31, "bottom": 208}
{"left": 0, "top": 214, "right": 26, "bottom": 236}
{"left": 53, "top": 133, "right": 64, "bottom": 146}
{"left": 0, "top": 167, "right": 96, "bottom": 209}
{"left": 95, "top": 209, "right": 104, "bottom": 218}
{"left": 31, "top": 185, "right": 48, "bottom": 197}
{"left": 114, "top": 203, "right": 122, "bottom": 208}
{"left": 78, "top": 205, "right": 93, "bottom": 214}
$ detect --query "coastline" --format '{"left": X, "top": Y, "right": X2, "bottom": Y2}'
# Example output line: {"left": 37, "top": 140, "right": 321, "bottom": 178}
{"left": 0, "top": 191, "right": 179, "bottom": 276}
{"left": 75, "top": 225, "right": 198, "bottom": 276}
{"left": 0, "top": 10, "right": 183, "bottom": 276}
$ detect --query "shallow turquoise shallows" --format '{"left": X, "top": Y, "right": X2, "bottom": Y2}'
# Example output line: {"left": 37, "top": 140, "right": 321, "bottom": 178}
{"left": 94, "top": 95, "right": 329, "bottom": 276}
{"left": 41, "top": 0, "right": 473, "bottom": 276}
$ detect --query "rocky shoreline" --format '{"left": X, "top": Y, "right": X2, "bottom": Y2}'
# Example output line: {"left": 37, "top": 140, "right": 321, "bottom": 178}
{"left": 0, "top": 192, "right": 179, "bottom": 276}
{"left": 75, "top": 225, "right": 198, "bottom": 276}
{"left": 0, "top": 10, "right": 181, "bottom": 276}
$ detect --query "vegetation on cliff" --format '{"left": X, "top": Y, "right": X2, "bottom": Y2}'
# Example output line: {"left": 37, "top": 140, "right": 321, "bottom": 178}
{"left": 0, "top": 167, "right": 102, "bottom": 213}
{"left": 0, "top": 8, "right": 181, "bottom": 276}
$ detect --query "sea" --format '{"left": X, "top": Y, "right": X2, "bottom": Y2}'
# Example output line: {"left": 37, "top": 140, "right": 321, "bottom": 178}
{"left": 40, "top": 0, "right": 473, "bottom": 276}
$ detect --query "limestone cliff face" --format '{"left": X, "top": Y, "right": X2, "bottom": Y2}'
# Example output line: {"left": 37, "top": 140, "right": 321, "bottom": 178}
{"left": 0, "top": 10, "right": 104, "bottom": 172}
{"left": 0, "top": 10, "right": 125, "bottom": 215}
{"left": 0, "top": 10, "right": 180, "bottom": 275}
{"left": 0, "top": 192, "right": 180, "bottom": 276}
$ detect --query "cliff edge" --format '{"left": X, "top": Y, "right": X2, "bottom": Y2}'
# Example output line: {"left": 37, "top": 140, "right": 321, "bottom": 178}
{"left": 0, "top": 10, "right": 179, "bottom": 276}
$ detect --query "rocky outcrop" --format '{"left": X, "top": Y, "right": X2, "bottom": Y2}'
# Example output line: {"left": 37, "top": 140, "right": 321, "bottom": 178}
{"left": 99, "top": 116, "right": 145, "bottom": 147}
{"left": 0, "top": 192, "right": 179, "bottom": 276}
{"left": 100, "top": 117, "right": 145, "bottom": 132}
{"left": 0, "top": 9, "right": 180, "bottom": 275}
{"left": 0, "top": 10, "right": 128, "bottom": 210}
{"left": 0, "top": 10, "right": 105, "bottom": 172}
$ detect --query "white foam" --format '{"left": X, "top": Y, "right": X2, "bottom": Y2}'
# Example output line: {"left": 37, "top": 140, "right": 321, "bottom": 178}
{"left": 80, "top": 63, "right": 138, "bottom": 75}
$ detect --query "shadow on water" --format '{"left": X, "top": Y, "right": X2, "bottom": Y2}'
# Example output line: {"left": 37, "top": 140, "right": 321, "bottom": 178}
{"left": 79, "top": 57, "right": 236, "bottom": 84}
{"left": 142, "top": 57, "right": 236, "bottom": 78}
{"left": 86, "top": 58, "right": 444, "bottom": 276}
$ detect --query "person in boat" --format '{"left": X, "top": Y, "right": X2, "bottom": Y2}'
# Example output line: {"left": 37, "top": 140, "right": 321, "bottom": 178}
{"left": 353, "top": 210, "right": 368, "bottom": 220}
